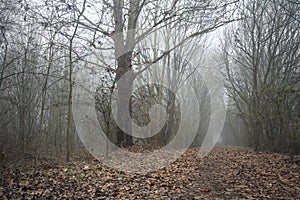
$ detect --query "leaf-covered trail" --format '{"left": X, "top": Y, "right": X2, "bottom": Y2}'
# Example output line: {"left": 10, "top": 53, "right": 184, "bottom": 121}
{"left": 0, "top": 147, "right": 299, "bottom": 199}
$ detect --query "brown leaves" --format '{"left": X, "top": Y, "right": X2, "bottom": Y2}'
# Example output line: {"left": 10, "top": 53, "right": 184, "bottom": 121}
{"left": 0, "top": 147, "right": 299, "bottom": 199}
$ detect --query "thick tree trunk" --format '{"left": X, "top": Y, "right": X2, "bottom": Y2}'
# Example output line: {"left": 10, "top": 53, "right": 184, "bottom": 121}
{"left": 163, "top": 91, "right": 176, "bottom": 144}
{"left": 115, "top": 53, "right": 134, "bottom": 147}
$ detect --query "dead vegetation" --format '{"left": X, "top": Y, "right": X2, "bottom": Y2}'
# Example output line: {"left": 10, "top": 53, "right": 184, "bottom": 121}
{"left": 0, "top": 147, "right": 299, "bottom": 199}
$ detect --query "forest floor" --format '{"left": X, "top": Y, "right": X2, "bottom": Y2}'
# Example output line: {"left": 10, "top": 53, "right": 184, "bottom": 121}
{"left": 0, "top": 147, "right": 299, "bottom": 199}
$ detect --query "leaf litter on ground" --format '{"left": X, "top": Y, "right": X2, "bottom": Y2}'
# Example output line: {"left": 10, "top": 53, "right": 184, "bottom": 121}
{"left": 0, "top": 147, "right": 299, "bottom": 199}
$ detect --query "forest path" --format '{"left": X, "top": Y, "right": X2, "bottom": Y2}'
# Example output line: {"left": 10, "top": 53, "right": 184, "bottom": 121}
{"left": 0, "top": 147, "right": 299, "bottom": 199}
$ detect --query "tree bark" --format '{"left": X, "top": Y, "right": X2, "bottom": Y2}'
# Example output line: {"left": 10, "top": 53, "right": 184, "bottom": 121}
{"left": 115, "top": 53, "right": 134, "bottom": 147}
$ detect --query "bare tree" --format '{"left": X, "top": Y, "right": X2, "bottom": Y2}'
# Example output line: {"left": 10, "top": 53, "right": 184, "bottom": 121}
{"left": 77, "top": 0, "right": 236, "bottom": 147}
{"left": 223, "top": 0, "right": 300, "bottom": 153}
{"left": 0, "top": 0, "right": 237, "bottom": 161}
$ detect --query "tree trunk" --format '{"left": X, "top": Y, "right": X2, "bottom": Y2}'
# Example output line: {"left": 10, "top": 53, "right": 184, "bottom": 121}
{"left": 115, "top": 53, "right": 134, "bottom": 147}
